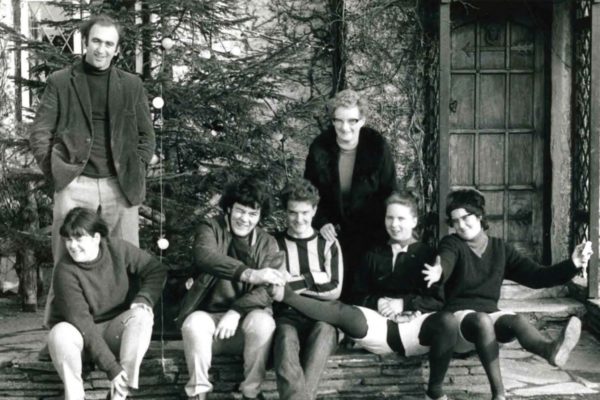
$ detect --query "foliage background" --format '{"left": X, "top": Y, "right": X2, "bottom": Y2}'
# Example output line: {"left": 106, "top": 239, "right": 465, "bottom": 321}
{"left": 0, "top": 0, "right": 435, "bottom": 306}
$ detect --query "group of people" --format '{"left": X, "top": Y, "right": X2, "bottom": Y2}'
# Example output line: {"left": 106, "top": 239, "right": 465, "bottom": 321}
{"left": 29, "top": 13, "right": 593, "bottom": 400}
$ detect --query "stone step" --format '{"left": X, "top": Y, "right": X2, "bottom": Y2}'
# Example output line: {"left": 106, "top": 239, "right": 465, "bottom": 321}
{"left": 498, "top": 297, "right": 587, "bottom": 325}
{"left": 500, "top": 281, "right": 570, "bottom": 300}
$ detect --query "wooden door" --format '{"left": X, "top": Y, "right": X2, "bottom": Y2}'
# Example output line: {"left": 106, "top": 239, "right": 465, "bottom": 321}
{"left": 447, "top": 6, "right": 546, "bottom": 259}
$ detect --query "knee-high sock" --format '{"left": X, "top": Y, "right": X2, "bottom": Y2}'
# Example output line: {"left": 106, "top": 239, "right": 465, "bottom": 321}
{"left": 461, "top": 313, "right": 504, "bottom": 397}
{"left": 419, "top": 312, "right": 458, "bottom": 399}
{"left": 495, "top": 314, "right": 551, "bottom": 358}
{"left": 282, "top": 286, "right": 367, "bottom": 338}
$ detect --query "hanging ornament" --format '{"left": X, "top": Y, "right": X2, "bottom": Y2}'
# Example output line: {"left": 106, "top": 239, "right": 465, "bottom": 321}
{"left": 152, "top": 96, "right": 165, "bottom": 109}
{"left": 161, "top": 37, "right": 174, "bottom": 50}
{"left": 157, "top": 237, "right": 170, "bottom": 250}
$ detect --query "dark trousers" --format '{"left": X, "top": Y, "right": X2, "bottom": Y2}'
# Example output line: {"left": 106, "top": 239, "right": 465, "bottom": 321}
{"left": 273, "top": 307, "right": 338, "bottom": 400}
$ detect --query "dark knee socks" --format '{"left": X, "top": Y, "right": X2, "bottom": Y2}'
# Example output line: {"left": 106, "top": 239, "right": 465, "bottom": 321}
{"left": 461, "top": 312, "right": 505, "bottom": 397}
{"left": 495, "top": 314, "right": 552, "bottom": 359}
{"left": 282, "top": 286, "right": 368, "bottom": 338}
{"left": 420, "top": 312, "right": 458, "bottom": 399}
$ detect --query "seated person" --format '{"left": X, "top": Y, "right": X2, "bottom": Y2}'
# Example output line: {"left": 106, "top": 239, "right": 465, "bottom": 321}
{"left": 47, "top": 207, "right": 167, "bottom": 400}
{"left": 176, "top": 177, "right": 287, "bottom": 400}
{"left": 273, "top": 179, "right": 343, "bottom": 400}
{"left": 423, "top": 188, "right": 592, "bottom": 400}
{"left": 270, "top": 192, "right": 458, "bottom": 400}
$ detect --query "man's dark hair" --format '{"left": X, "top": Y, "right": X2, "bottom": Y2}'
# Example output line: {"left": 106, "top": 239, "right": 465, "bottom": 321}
{"left": 445, "top": 188, "right": 489, "bottom": 229}
{"left": 280, "top": 178, "right": 320, "bottom": 208}
{"left": 80, "top": 14, "right": 123, "bottom": 46}
{"left": 219, "top": 177, "right": 271, "bottom": 218}
{"left": 59, "top": 207, "right": 109, "bottom": 238}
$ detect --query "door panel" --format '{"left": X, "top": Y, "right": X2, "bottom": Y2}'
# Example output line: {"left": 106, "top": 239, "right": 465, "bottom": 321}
{"left": 449, "top": 6, "right": 545, "bottom": 259}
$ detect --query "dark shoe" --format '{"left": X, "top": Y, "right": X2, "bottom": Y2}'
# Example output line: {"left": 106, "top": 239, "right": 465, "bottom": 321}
{"left": 37, "top": 344, "right": 51, "bottom": 361}
{"left": 548, "top": 316, "right": 582, "bottom": 367}
{"left": 242, "top": 394, "right": 265, "bottom": 400}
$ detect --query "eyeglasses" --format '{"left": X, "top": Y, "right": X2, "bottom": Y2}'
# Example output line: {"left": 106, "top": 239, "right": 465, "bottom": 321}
{"left": 332, "top": 118, "right": 361, "bottom": 127}
{"left": 450, "top": 213, "right": 474, "bottom": 226}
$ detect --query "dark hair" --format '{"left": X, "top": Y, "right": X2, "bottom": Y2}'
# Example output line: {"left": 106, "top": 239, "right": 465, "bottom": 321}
{"left": 326, "top": 89, "right": 369, "bottom": 119}
{"left": 59, "top": 207, "right": 109, "bottom": 238}
{"left": 280, "top": 179, "right": 320, "bottom": 208}
{"left": 445, "top": 188, "right": 489, "bottom": 229}
{"left": 80, "top": 14, "right": 123, "bottom": 46}
{"left": 385, "top": 191, "right": 419, "bottom": 218}
{"left": 219, "top": 177, "right": 271, "bottom": 218}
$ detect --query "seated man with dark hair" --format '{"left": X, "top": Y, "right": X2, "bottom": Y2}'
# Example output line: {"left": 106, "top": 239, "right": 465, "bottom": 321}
{"left": 177, "top": 177, "right": 287, "bottom": 400}
{"left": 273, "top": 179, "right": 343, "bottom": 400}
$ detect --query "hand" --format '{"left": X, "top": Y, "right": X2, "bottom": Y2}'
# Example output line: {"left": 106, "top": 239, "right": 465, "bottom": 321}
{"left": 214, "top": 310, "right": 241, "bottom": 340}
{"left": 319, "top": 223, "right": 338, "bottom": 242}
{"left": 377, "top": 297, "right": 404, "bottom": 318}
{"left": 246, "top": 268, "right": 286, "bottom": 286}
{"left": 391, "top": 311, "right": 421, "bottom": 324}
{"left": 423, "top": 256, "right": 442, "bottom": 288}
{"left": 130, "top": 302, "right": 153, "bottom": 315}
{"left": 268, "top": 284, "right": 285, "bottom": 302}
{"left": 149, "top": 153, "right": 161, "bottom": 165}
{"left": 110, "top": 370, "right": 129, "bottom": 400}
{"left": 572, "top": 241, "right": 593, "bottom": 269}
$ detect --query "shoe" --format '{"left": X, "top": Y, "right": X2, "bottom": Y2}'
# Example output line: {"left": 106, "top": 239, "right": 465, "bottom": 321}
{"left": 425, "top": 395, "right": 447, "bottom": 400}
{"left": 548, "top": 316, "right": 582, "bottom": 367}
{"left": 37, "top": 344, "right": 51, "bottom": 361}
{"left": 242, "top": 394, "right": 265, "bottom": 400}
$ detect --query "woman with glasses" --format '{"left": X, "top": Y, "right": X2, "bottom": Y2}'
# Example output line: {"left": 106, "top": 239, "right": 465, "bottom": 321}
{"left": 304, "top": 89, "right": 397, "bottom": 301}
{"left": 423, "top": 188, "right": 592, "bottom": 400}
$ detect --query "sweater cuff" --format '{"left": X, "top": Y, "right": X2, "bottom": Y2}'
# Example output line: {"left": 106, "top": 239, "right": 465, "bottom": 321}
{"left": 233, "top": 264, "right": 249, "bottom": 281}
{"left": 107, "top": 363, "right": 124, "bottom": 381}
{"left": 288, "top": 276, "right": 308, "bottom": 291}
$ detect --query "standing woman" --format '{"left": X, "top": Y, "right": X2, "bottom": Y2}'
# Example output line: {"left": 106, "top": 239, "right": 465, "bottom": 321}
{"left": 424, "top": 189, "right": 592, "bottom": 400}
{"left": 46, "top": 207, "right": 167, "bottom": 400}
{"left": 304, "top": 89, "right": 397, "bottom": 301}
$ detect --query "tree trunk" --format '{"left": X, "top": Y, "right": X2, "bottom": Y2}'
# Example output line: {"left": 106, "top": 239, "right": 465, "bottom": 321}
{"left": 16, "top": 181, "right": 40, "bottom": 312}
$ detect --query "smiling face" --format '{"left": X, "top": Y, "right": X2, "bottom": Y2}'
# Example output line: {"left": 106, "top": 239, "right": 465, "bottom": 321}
{"left": 286, "top": 200, "right": 317, "bottom": 239}
{"left": 385, "top": 203, "right": 417, "bottom": 243}
{"left": 332, "top": 106, "right": 365, "bottom": 148}
{"left": 84, "top": 23, "right": 120, "bottom": 70}
{"left": 65, "top": 232, "right": 101, "bottom": 263}
{"left": 449, "top": 207, "right": 483, "bottom": 241}
{"left": 228, "top": 202, "right": 261, "bottom": 237}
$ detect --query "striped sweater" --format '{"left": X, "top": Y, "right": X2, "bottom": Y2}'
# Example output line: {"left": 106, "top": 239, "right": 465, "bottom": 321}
{"left": 275, "top": 231, "right": 343, "bottom": 300}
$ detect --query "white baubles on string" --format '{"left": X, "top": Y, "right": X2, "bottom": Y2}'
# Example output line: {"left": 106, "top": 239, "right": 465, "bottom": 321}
{"left": 157, "top": 237, "right": 169, "bottom": 250}
{"left": 152, "top": 96, "right": 165, "bottom": 109}
{"left": 161, "top": 37, "right": 174, "bottom": 50}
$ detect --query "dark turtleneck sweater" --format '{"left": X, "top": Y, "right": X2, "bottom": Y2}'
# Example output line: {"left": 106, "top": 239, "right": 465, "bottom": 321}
{"left": 82, "top": 59, "right": 117, "bottom": 178}
{"left": 438, "top": 234, "right": 579, "bottom": 313}
{"left": 49, "top": 238, "right": 166, "bottom": 380}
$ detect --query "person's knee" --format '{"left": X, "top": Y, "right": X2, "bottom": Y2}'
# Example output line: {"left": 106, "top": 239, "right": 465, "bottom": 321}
{"left": 48, "top": 322, "right": 81, "bottom": 346}
{"left": 182, "top": 311, "right": 216, "bottom": 339}
{"left": 242, "top": 309, "right": 276, "bottom": 337}
{"left": 126, "top": 307, "right": 154, "bottom": 329}
{"left": 462, "top": 312, "right": 495, "bottom": 340}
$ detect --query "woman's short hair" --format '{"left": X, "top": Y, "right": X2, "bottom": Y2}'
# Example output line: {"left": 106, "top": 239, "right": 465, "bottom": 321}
{"left": 445, "top": 188, "right": 489, "bottom": 229}
{"left": 219, "top": 177, "right": 272, "bottom": 218}
{"left": 326, "top": 89, "right": 369, "bottom": 119}
{"left": 59, "top": 207, "right": 109, "bottom": 238}
{"left": 280, "top": 178, "right": 320, "bottom": 208}
{"left": 80, "top": 14, "right": 123, "bottom": 45}
{"left": 385, "top": 191, "right": 419, "bottom": 218}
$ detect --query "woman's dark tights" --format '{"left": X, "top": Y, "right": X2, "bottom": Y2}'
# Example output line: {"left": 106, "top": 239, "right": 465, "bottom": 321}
{"left": 495, "top": 313, "right": 552, "bottom": 360}
{"left": 461, "top": 312, "right": 504, "bottom": 397}
{"left": 419, "top": 311, "right": 459, "bottom": 399}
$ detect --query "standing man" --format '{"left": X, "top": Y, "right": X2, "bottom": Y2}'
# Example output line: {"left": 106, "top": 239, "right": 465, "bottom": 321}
{"left": 30, "top": 14, "right": 155, "bottom": 263}
{"left": 177, "top": 177, "right": 286, "bottom": 400}
{"left": 29, "top": 14, "right": 155, "bottom": 330}
{"left": 273, "top": 179, "right": 343, "bottom": 400}
{"left": 304, "top": 89, "right": 397, "bottom": 301}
